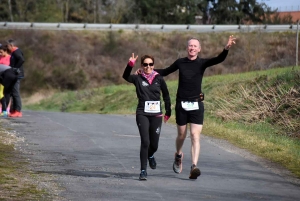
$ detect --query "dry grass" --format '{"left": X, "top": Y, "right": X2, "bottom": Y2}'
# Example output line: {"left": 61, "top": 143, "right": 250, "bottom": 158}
{"left": 0, "top": 29, "right": 298, "bottom": 95}
{"left": 211, "top": 69, "right": 300, "bottom": 138}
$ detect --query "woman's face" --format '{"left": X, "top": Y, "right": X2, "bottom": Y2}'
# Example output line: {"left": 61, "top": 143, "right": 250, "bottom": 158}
{"left": 142, "top": 58, "right": 154, "bottom": 74}
{"left": 0, "top": 50, "right": 5, "bottom": 57}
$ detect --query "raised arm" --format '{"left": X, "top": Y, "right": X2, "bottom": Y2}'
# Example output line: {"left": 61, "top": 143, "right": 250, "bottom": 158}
{"left": 203, "top": 35, "right": 236, "bottom": 68}
{"left": 122, "top": 53, "right": 139, "bottom": 83}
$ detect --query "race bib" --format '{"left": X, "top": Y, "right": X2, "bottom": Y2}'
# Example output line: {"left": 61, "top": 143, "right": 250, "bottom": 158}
{"left": 144, "top": 101, "right": 161, "bottom": 113}
{"left": 181, "top": 101, "right": 199, "bottom": 111}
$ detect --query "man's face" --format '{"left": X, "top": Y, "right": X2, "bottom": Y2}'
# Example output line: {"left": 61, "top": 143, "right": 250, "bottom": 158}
{"left": 6, "top": 44, "right": 13, "bottom": 53}
{"left": 187, "top": 39, "right": 201, "bottom": 58}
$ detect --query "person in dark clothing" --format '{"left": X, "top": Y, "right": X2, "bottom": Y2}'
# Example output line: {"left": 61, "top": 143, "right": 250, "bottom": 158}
{"left": 123, "top": 53, "right": 171, "bottom": 181}
{"left": 154, "top": 35, "right": 236, "bottom": 179}
{"left": 0, "top": 44, "right": 11, "bottom": 116}
{"left": 6, "top": 39, "right": 25, "bottom": 118}
{"left": 0, "top": 64, "right": 18, "bottom": 117}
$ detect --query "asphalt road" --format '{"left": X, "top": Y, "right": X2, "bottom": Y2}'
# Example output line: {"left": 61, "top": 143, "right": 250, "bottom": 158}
{"left": 3, "top": 111, "right": 300, "bottom": 201}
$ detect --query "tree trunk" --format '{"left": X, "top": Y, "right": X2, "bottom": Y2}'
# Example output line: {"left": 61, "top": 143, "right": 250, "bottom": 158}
{"left": 97, "top": 0, "right": 102, "bottom": 23}
{"left": 8, "top": 0, "right": 13, "bottom": 22}
{"left": 65, "top": 0, "right": 69, "bottom": 22}
{"left": 93, "top": 0, "right": 96, "bottom": 23}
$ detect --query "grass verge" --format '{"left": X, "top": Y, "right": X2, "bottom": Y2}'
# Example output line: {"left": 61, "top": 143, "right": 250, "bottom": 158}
{"left": 0, "top": 126, "right": 51, "bottom": 200}
{"left": 24, "top": 66, "right": 300, "bottom": 178}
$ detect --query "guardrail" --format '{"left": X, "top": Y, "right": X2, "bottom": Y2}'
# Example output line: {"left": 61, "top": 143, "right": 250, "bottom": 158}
{"left": 0, "top": 22, "right": 297, "bottom": 32}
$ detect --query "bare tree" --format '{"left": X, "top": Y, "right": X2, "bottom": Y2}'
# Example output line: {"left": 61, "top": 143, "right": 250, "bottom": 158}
{"left": 65, "top": 0, "right": 69, "bottom": 22}
{"left": 97, "top": 0, "right": 102, "bottom": 23}
{"left": 8, "top": 0, "right": 13, "bottom": 21}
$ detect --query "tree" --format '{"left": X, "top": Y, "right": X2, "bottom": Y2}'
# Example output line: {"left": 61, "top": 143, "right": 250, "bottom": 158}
{"left": 8, "top": 0, "right": 13, "bottom": 21}
{"left": 197, "top": 0, "right": 275, "bottom": 24}
{"left": 126, "top": 0, "right": 198, "bottom": 24}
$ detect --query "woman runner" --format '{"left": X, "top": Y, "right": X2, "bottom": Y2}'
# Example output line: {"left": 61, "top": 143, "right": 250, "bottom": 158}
{"left": 122, "top": 53, "right": 171, "bottom": 180}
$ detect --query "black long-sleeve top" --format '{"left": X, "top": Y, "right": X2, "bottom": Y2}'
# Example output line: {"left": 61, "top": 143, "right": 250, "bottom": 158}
{"left": 123, "top": 65, "right": 171, "bottom": 117}
{"left": 10, "top": 48, "right": 25, "bottom": 77}
{"left": 156, "top": 49, "right": 228, "bottom": 101}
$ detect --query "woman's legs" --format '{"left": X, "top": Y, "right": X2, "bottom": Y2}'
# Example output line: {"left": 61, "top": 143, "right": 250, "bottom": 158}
{"left": 136, "top": 115, "right": 150, "bottom": 171}
{"left": 148, "top": 116, "right": 162, "bottom": 157}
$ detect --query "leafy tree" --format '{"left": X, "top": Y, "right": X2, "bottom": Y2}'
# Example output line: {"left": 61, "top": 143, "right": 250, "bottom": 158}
{"left": 196, "top": 0, "right": 275, "bottom": 24}
{"left": 0, "top": 0, "right": 287, "bottom": 24}
{"left": 125, "top": 0, "right": 198, "bottom": 24}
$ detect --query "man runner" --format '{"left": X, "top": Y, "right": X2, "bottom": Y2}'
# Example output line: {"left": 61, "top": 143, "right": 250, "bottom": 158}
{"left": 155, "top": 35, "right": 236, "bottom": 179}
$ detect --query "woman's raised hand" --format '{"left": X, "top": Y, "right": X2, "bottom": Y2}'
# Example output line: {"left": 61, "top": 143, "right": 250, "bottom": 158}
{"left": 128, "top": 53, "right": 138, "bottom": 67}
{"left": 129, "top": 53, "right": 138, "bottom": 61}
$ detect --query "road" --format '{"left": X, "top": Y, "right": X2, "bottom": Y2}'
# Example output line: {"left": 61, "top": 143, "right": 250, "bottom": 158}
{"left": 3, "top": 111, "right": 300, "bottom": 201}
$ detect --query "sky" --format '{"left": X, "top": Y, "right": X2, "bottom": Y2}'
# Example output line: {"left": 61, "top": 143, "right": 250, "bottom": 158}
{"left": 257, "top": 0, "right": 300, "bottom": 11}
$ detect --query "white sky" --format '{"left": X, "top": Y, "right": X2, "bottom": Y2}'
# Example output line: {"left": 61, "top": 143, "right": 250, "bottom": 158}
{"left": 257, "top": 0, "right": 300, "bottom": 11}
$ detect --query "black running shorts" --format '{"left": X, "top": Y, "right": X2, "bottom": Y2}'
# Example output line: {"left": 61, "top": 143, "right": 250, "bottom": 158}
{"left": 175, "top": 101, "right": 204, "bottom": 126}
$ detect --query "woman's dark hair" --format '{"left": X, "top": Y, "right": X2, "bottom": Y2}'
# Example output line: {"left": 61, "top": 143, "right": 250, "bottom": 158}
{"left": 141, "top": 55, "right": 154, "bottom": 64}
{"left": 0, "top": 44, "right": 8, "bottom": 52}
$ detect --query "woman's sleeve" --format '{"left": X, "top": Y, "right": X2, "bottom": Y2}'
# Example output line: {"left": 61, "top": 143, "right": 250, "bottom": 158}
{"left": 160, "top": 77, "right": 171, "bottom": 117}
{"left": 155, "top": 61, "right": 178, "bottom": 76}
{"left": 122, "top": 64, "right": 136, "bottom": 83}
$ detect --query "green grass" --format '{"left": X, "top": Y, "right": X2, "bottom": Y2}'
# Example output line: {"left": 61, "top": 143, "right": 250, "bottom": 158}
{"left": 24, "top": 66, "right": 300, "bottom": 178}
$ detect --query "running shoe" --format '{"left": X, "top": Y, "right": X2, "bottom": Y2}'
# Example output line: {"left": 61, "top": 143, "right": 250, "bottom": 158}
{"left": 173, "top": 152, "right": 183, "bottom": 174}
{"left": 148, "top": 156, "right": 156, "bottom": 169}
{"left": 9, "top": 111, "right": 22, "bottom": 117}
{"left": 0, "top": 111, "right": 8, "bottom": 118}
{"left": 189, "top": 164, "right": 201, "bottom": 179}
{"left": 139, "top": 170, "right": 147, "bottom": 181}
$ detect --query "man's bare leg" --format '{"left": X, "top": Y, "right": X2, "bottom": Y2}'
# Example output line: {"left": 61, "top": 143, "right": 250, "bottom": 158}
{"left": 189, "top": 123, "right": 203, "bottom": 179}
{"left": 190, "top": 123, "right": 203, "bottom": 165}
{"left": 176, "top": 124, "right": 187, "bottom": 154}
{"left": 173, "top": 124, "right": 187, "bottom": 174}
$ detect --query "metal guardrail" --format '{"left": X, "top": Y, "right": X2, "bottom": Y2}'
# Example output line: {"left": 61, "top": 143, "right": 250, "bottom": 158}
{"left": 0, "top": 22, "right": 297, "bottom": 32}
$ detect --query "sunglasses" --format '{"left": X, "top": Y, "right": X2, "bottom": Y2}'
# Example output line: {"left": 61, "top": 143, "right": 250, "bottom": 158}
{"left": 142, "top": 63, "right": 154, "bottom": 67}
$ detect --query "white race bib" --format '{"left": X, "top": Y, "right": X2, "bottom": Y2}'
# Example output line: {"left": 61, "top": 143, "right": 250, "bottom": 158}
{"left": 181, "top": 101, "right": 199, "bottom": 111}
{"left": 144, "top": 101, "right": 161, "bottom": 113}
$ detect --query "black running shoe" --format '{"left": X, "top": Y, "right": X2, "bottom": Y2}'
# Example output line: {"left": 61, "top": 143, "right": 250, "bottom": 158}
{"left": 189, "top": 164, "right": 201, "bottom": 179}
{"left": 139, "top": 170, "right": 147, "bottom": 180}
{"left": 148, "top": 156, "right": 157, "bottom": 169}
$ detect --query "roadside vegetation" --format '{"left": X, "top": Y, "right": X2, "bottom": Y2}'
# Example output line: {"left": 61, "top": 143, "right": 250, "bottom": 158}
{"left": 0, "top": 128, "right": 51, "bottom": 200}
{"left": 24, "top": 66, "right": 300, "bottom": 178}
{"left": 0, "top": 29, "right": 298, "bottom": 95}
{"left": 0, "top": 28, "right": 299, "bottom": 198}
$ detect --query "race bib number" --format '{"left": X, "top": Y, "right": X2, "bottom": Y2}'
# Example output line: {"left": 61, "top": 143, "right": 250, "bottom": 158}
{"left": 144, "top": 101, "right": 161, "bottom": 113}
{"left": 181, "top": 101, "right": 199, "bottom": 111}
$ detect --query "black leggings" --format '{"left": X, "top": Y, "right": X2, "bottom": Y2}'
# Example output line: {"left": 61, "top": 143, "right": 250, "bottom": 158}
{"left": 136, "top": 115, "right": 162, "bottom": 171}
{"left": 1, "top": 69, "right": 17, "bottom": 111}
